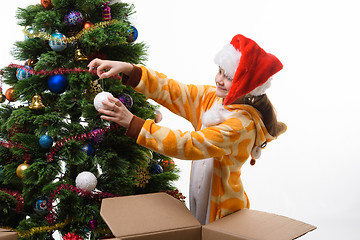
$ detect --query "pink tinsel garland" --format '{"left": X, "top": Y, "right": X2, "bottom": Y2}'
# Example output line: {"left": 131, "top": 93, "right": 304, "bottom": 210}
{"left": 7, "top": 64, "right": 123, "bottom": 80}
{"left": 0, "top": 188, "right": 24, "bottom": 212}
{"left": 47, "top": 124, "right": 120, "bottom": 162}
{"left": 46, "top": 183, "right": 119, "bottom": 224}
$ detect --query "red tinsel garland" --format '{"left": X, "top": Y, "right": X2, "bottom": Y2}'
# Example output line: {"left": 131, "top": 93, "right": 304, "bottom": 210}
{"left": 7, "top": 64, "right": 123, "bottom": 80}
{"left": 47, "top": 124, "right": 120, "bottom": 162}
{"left": 0, "top": 188, "right": 24, "bottom": 212}
{"left": 45, "top": 183, "right": 118, "bottom": 224}
{"left": 0, "top": 140, "right": 30, "bottom": 162}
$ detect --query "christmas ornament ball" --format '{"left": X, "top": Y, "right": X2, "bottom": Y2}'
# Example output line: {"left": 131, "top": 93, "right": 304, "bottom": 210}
{"left": 5, "top": 87, "right": 17, "bottom": 102}
{"left": 16, "top": 65, "right": 33, "bottom": 81}
{"left": 0, "top": 165, "right": 3, "bottom": 180}
{"left": 81, "top": 143, "right": 95, "bottom": 156}
{"left": 127, "top": 26, "right": 138, "bottom": 42}
{"left": 154, "top": 109, "right": 162, "bottom": 123}
{"left": 90, "top": 129, "right": 106, "bottom": 144}
{"left": 41, "top": 0, "right": 53, "bottom": 10}
{"left": 48, "top": 74, "right": 69, "bottom": 94}
{"left": 75, "top": 171, "right": 97, "bottom": 191}
{"left": 49, "top": 32, "right": 67, "bottom": 52}
{"left": 152, "top": 164, "right": 163, "bottom": 174}
{"left": 65, "top": 10, "right": 84, "bottom": 27}
{"left": 93, "top": 91, "right": 114, "bottom": 110}
{"left": 25, "top": 27, "right": 35, "bottom": 40}
{"left": 118, "top": 93, "right": 133, "bottom": 109}
{"left": 16, "top": 162, "right": 30, "bottom": 179}
{"left": 39, "top": 135, "right": 53, "bottom": 149}
{"left": 34, "top": 196, "right": 50, "bottom": 214}
{"left": 83, "top": 21, "right": 94, "bottom": 30}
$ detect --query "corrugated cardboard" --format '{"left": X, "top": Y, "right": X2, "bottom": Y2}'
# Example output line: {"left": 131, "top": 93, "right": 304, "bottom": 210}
{"left": 202, "top": 208, "right": 316, "bottom": 240}
{"left": 100, "top": 192, "right": 201, "bottom": 240}
{"left": 100, "top": 193, "right": 316, "bottom": 240}
{"left": 0, "top": 228, "right": 18, "bottom": 240}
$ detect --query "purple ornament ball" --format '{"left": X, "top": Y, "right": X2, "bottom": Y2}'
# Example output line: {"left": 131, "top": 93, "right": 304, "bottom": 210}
{"left": 65, "top": 10, "right": 84, "bottom": 27}
{"left": 118, "top": 93, "right": 133, "bottom": 109}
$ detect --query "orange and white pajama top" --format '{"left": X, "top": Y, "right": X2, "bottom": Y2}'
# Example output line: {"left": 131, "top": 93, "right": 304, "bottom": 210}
{"left": 124, "top": 65, "right": 277, "bottom": 224}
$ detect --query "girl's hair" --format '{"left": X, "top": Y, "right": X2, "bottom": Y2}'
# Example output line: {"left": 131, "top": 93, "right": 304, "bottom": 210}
{"left": 244, "top": 94, "right": 286, "bottom": 137}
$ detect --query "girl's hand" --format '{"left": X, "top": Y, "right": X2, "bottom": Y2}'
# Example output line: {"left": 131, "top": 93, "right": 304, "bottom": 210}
{"left": 98, "top": 96, "right": 134, "bottom": 128}
{"left": 88, "top": 58, "right": 133, "bottom": 79}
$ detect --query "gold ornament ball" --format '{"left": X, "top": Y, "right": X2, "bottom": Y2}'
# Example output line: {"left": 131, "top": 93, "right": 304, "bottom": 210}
{"left": 25, "top": 58, "right": 38, "bottom": 67}
{"left": 16, "top": 162, "right": 30, "bottom": 179}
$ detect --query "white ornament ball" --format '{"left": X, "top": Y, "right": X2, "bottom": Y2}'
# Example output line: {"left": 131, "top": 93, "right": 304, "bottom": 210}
{"left": 75, "top": 171, "right": 97, "bottom": 192}
{"left": 93, "top": 91, "right": 114, "bottom": 111}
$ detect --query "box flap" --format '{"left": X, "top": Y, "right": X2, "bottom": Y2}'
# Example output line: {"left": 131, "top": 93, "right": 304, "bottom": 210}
{"left": 202, "top": 209, "right": 316, "bottom": 240}
{"left": 100, "top": 193, "right": 200, "bottom": 238}
{"left": 0, "top": 228, "right": 18, "bottom": 240}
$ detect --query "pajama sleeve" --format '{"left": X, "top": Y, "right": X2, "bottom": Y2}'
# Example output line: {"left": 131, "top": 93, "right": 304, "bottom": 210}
{"left": 126, "top": 65, "right": 215, "bottom": 127}
{"left": 135, "top": 111, "right": 255, "bottom": 161}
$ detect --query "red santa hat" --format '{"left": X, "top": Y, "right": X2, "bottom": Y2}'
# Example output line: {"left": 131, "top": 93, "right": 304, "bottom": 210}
{"left": 214, "top": 34, "right": 283, "bottom": 105}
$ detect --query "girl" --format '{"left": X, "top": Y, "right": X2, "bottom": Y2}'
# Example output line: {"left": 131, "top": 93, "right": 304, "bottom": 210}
{"left": 88, "top": 34, "right": 286, "bottom": 225}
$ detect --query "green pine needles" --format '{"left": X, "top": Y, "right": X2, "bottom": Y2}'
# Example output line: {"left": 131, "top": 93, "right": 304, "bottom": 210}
{"left": 0, "top": 1, "right": 182, "bottom": 239}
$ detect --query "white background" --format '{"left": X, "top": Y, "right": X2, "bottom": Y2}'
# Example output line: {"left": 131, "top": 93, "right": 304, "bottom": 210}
{"left": 1, "top": 1, "right": 360, "bottom": 239}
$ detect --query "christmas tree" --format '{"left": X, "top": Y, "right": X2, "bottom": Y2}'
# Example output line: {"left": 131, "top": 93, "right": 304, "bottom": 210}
{"left": 0, "top": 0, "right": 183, "bottom": 239}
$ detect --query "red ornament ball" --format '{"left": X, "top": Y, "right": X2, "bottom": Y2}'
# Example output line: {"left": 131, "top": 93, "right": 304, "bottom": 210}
{"left": 83, "top": 22, "right": 94, "bottom": 30}
{"left": 162, "top": 158, "right": 175, "bottom": 170}
{"left": 5, "top": 88, "right": 17, "bottom": 102}
{"left": 41, "top": 0, "right": 53, "bottom": 10}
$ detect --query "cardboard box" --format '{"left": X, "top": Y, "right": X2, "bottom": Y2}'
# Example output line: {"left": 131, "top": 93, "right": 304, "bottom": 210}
{"left": 101, "top": 193, "right": 316, "bottom": 240}
{"left": 0, "top": 228, "right": 17, "bottom": 240}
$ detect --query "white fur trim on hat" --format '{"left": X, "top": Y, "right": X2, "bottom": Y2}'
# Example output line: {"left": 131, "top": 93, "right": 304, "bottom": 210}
{"left": 249, "top": 77, "right": 272, "bottom": 96}
{"left": 214, "top": 44, "right": 241, "bottom": 80}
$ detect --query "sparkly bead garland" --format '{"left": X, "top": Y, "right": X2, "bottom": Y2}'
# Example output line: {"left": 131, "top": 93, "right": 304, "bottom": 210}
{"left": 17, "top": 219, "right": 72, "bottom": 238}
{"left": 23, "top": 20, "right": 120, "bottom": 44}
{"left": 45, "top": 183, "right": 118, "bottom": 224}
{"left": 7, "top": 64, "right": 123, "bottom": 80}
{"left": 46, "top": 124, "right": 120, "bottom": 162}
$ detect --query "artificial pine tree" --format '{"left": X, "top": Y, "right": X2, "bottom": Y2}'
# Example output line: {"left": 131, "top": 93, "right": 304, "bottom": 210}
{"left": 0, "top": 0, "right": 183, "bottom": 239}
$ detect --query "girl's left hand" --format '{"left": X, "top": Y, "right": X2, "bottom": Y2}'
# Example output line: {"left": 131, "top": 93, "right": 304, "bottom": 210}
{"left": 98, "top": 95, "right": 134, "bottom": 128}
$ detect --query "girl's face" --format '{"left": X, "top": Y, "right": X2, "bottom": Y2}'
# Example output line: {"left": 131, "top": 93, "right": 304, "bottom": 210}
{"left": 215, "top": 67, "right": 233, "bottom": 99}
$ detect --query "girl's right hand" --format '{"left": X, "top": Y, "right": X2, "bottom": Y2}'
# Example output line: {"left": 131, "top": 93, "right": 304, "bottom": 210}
{"left": 88, "top": 58, "right": 134, "bottom": 79}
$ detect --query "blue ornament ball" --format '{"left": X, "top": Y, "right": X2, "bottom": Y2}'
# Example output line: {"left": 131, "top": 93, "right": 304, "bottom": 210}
{"left": 34, "top": 196, "right": 50, "bottom": 214}
{"left": 64, "top": 10, "right": 84, "bottom": 27}
{"left": 127, "top": 26, "right": 138, "bottom": 42}
{"left": 39, "top": 135, "right": 53, "bottom": 149}
{"left": 118, "top": 93, "right": 133, "bottom": 109}
{"left": 152, "top": 164, "right": 163, "bottom": 174}
{"left": 0, "top": 165, "right": 3, "bottom": 180}
{"left": 16, "top": 65, "right": 33, "bottom": 81}
{"left": 49, "top": 32, "right": 67, "bottom": 52}
{"left": 25, "top": 27, "right": 35, "bottom": 40}
{"left": 82, "top": 144, "right": 95, "bottom": 156}
{"left": 48, "top": 74, "right": 69, "bottom": 94}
